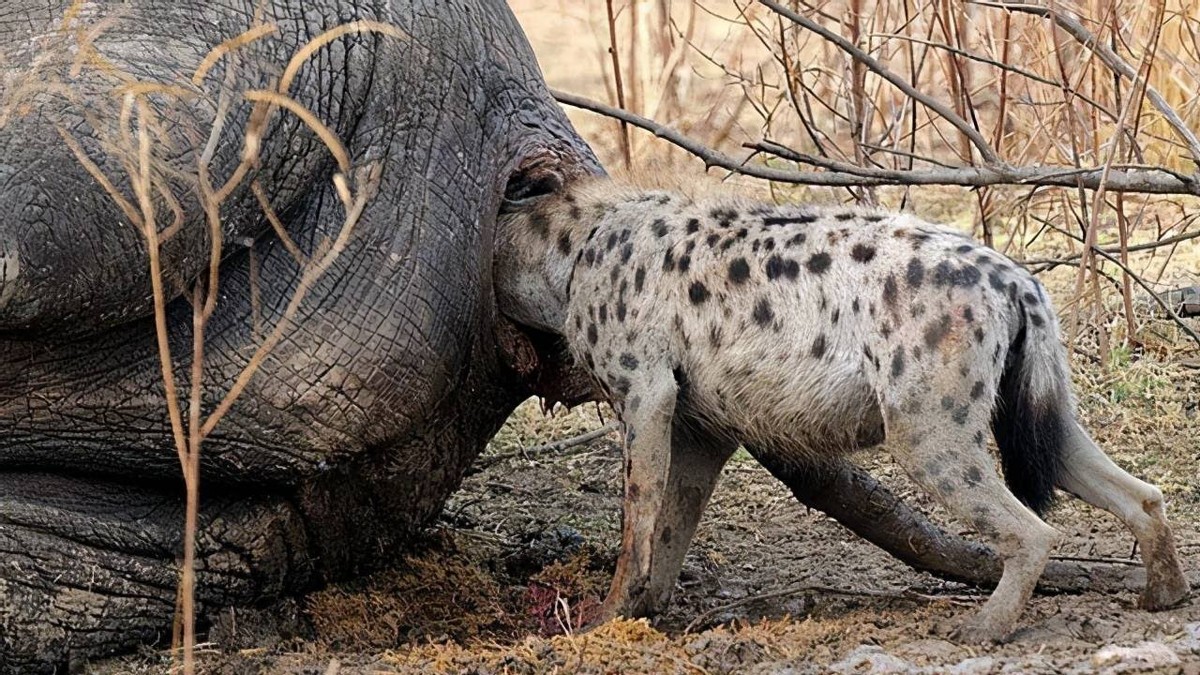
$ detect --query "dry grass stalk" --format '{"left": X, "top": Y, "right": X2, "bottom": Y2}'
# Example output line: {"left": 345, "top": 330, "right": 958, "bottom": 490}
{"left": 46, "top": 13, "right": 403, "bottom": 673}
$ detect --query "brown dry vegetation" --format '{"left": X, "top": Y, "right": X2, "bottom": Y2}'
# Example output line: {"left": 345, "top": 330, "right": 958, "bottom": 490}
{"left": 93, "top": 1, "right": 1200, "bottom": 673}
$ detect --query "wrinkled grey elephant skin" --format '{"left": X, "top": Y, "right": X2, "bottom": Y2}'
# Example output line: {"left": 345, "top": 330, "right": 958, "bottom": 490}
{"left": 0, "top": 1, "right": 599, "bottom": 670}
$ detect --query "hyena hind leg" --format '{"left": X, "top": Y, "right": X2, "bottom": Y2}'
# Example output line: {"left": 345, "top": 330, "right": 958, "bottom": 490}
{"left": 1056, "top": 421, "right": 1190, "bottom": 609}
{"left": 886, "top": 397, "right": 1061, "bottom": 644}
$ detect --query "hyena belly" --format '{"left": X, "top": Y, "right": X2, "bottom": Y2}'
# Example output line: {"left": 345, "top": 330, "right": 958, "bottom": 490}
{"left": 565, "top": 202, "right": 1032, "bottom": 462}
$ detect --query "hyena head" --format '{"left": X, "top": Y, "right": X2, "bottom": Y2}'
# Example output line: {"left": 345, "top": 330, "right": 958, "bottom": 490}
{"left": 494, "top": 167, "right": 587, "bottom": 333}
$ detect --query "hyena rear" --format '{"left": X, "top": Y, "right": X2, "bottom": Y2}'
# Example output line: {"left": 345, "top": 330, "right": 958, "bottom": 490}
{"left": 493, "top": 173, "right": 1189, "bottom": 642}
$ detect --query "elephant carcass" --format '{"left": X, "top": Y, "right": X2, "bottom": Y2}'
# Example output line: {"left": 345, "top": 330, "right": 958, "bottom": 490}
{"left": 0, "top": 0, "right": 596, "bottom": 670}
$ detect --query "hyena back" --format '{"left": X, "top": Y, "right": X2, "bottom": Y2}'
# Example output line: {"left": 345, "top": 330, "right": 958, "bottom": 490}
{"left": 494, "top": 175, "right": 1189, "bottom": 643}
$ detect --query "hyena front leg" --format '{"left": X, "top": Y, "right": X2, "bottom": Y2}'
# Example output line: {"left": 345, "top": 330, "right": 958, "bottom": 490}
{"left": 598, "top": 366, "right": 734, "bottom": 621}
{"left": 886, "top": 386, "right": 1061, "bottom": 643}
{"left": 1056, "top": 422, "right": 1190, "bottom": 609}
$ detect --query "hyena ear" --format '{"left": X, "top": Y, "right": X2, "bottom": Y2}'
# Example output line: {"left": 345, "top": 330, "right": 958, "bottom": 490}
{"left": 503, "top": 164, "right": 565, "bottom": 208}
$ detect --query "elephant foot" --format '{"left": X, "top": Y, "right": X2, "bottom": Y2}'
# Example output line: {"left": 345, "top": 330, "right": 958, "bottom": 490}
{"left": 0, "top": 473, "right": 314, "bottom": 674}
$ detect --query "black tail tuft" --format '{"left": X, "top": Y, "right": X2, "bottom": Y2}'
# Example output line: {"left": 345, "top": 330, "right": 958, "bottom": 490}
{"left": 991, "top": 321, "right": 1069, "bottom": 516}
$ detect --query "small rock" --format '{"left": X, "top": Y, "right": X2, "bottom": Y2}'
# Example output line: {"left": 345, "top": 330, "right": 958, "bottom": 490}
{"left": 894, "top": 638, "right": 967, "bottom": 665}
{"left": 829, "top": 645, "right": 917, "bottom": 674}
{"left": 1092, "top": 641, "right": 1180, "bottom": 672}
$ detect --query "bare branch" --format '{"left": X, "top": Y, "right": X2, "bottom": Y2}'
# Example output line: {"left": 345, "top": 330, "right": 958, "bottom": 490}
{"left": 553, "top": 88, "right": 1200, "bottom": 194}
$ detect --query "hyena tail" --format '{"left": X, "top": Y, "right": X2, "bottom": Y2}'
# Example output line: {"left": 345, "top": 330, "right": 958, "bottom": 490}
{"left": 991, "top": 295, "right": 1073, "bottom": 516}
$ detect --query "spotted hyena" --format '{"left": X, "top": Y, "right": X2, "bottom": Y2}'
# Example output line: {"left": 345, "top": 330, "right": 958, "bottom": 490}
{"left": 493, "top": 170, "right": 1189, "bottom": 643}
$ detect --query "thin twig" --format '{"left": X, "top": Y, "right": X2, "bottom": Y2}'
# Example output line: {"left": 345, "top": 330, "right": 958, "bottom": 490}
{"left": 474, "top": 421, "right": 620, "bottom": 470}
{"left": 683, "top": 584, "right": 979, "bottom": 634}
{"left": 605, "top": 0, "right": 633, "bottom": 171}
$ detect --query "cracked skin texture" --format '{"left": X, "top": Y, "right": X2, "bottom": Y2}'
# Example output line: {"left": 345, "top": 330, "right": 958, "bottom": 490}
{"left": 0, "top": 0, "right": 600, "bottom": 670}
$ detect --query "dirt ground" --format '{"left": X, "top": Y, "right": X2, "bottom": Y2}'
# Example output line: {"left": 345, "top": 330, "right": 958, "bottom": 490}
{"left": 93, "top": 345, "right": 1200, "bottom": 673}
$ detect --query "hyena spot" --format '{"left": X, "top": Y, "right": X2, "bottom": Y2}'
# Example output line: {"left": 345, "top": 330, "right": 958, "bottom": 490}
{"left": 598, "top": 304, "right": 608, "bottom": 324}
{"left": 852, "top": 297, "right": 861, "bottom": 313}
{"left": 786, "top": 232, "right": 806, "bottom": 247}
{"left": 689, "top": 281, "right": 710, "bottom": 304}
{"left": 620, "top": 242, "right": 634, "bottom": 263}
{"left": 987, "top": 270, "right": 1006, "bottom": 291}
{"left": 851, "top": 244, "right": 877, "bottom": 263}
{"left": 706, "top": 233, "right": 720, "bottom": 247}
{"left": 606, "top": 232, "right": 618, "bottom": 251}
{"left": 906, "top": 259, "right": 925, "bottom": 288}
{"left": 951, "top": 406, "right": 970, "bottom": 425}
{"left": 728, "top": 257, "right": 751, "bottom": 284}
{"left": 965, "top": 466, "right": 983, "bottom": 485}
{"left": 973, "top": 327, "right": 985, "bottom": 344}
{"left": 766, "top": 214, "right": 817, "bottom": 227}
{"left": 652, "top": 219, "right": 669, "bottom": 237}
{"left": 811, "top": 334, "right": 827, "bottom": 358}
{"left": 806, "top": 252, "right": 832, "bottom": 274}
{"left": 864, "top": 214, "right": 884, "bottom": 222}
{"left": 766, "top": 255, "right": 800, "bottom": 281}
{"left": 557, "top": 230, "right": 572, "bottom": 255}
{"left": 752, "top": 298, "right": 774, "bottom": 327}
{"left": 613, "top": 376, "right": 631, "bottom": 395}
{"left": 529, "top": 211, "right": 551, "bottom": 239}
{"left": 1029, "top": 312, "right": 1046, "bottom": 327}
{"left": 620, "top": 353, "right": 639, "bottom": 370}
{"left": 587, "top": 324, "right": 598, "bottom": 345}
{"left": 955, "top": 244, "right": 973, "bottom": 254}
{"left": 835, "top": 212, "right": 855, "bottom": 222}
{"left": 938, "top": 479, "right": 956, "bottom": 495}
{"left": 963, "top": 307, "right": 975, "bottom": 323}
{"left": 663, "top": 249, "right": 675, "bottom": 272}
{"left": 711, "top": 208, "right": 739, "bottom": 227}
{"left": 941, "top": 396, "right": 955, "bottom": 410}
{"left": 922, "top": 314, "right": 953, "bottom": 349}
{"left": 678, "top": 254, "right": 692, "bottom": 273}
{"left": 890, "top": 349, "right": 906, "bottom": 377}
{"left": 882, "top": 275, "right": 899, "bottom": 306}
{"left": 973, "top": 430, "right": 985, "bottom": 446}
{"left": 660, "top": 526, "right": 673, "bottom": 544}
{"left": 687, "top": 218, "right": 701, "bottom": 234}
{"left": 616, "top": 301, "right": 627, "bottom": 322}
{"left": 970, "top": 381, "right": 985, "bottom": 399}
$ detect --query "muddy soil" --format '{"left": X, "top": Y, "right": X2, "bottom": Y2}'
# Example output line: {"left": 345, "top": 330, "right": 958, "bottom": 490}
{"left": 91, "top": 357, "right": 1200, "bottom": 674}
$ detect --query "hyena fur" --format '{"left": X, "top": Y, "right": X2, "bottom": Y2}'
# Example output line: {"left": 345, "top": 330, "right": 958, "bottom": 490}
{"left": 493, "top": 173, "right": 1189, "bottom": 643}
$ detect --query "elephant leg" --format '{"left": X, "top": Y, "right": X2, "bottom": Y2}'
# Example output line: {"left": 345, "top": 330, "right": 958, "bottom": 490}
{"left": 0, "top": 473, "right": 314, "bottom": 674}
{"left": 750, "top": 451, "right": 1140, "bottom": 595}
